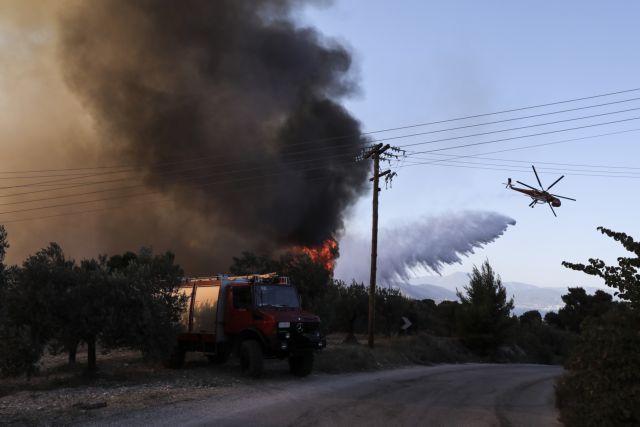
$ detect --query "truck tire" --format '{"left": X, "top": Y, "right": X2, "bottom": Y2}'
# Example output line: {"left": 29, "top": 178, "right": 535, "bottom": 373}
{"left": 163, "top": 345, "right": 185, "bottom": 369}
{"left": 239, "top": 340, "right": 264, "bottom": 378}
{"left": 289, "top": 351, "right": 314, "bottom": 377}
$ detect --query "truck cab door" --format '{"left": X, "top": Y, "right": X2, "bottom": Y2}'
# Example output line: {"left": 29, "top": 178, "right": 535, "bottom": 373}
{"left": 224, "top": 285, "right": 253, "bottom": 334}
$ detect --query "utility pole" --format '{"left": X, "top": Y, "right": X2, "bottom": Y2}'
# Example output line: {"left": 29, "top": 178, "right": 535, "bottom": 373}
{"left": 365, "top": 143, "right": 391, "bottom": 348}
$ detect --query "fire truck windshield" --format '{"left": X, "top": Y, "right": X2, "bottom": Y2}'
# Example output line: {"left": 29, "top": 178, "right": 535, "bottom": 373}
{"left": 255, "top": 285, "right": 300, "bottom": 309}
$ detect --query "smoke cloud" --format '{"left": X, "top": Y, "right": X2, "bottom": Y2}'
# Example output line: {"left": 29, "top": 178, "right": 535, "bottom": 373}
{"left": 0, "top": 1, "right": 369, "bottom": 272}
{"left": 335, "top": 211, "right": 516, "bottom": 284}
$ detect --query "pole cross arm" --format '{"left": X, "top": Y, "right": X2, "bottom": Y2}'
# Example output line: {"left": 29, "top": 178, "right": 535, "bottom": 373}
{"left": 364, "top": 143, "right": 384, "bottom": 159}
{"left": 369, "top": 169, "right": 391, "bottom": 181}
{"left": 378, "top": 144, "right": 391, "bottom": 155}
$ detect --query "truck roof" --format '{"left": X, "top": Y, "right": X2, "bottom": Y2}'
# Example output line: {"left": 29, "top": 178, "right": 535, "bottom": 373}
{"left": 181, "top": 273, "right": 290, "bottom": 287}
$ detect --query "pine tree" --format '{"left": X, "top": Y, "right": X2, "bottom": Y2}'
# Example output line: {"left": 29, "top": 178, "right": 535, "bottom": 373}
{"left": 456, "top": 260, "right": 514, "bottom": 354}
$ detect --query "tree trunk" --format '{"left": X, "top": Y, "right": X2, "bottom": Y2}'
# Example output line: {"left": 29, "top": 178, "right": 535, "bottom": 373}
{"left": 343, "top": 313, "right": 359, "bottom": 344}
{"left": 86, "top": 335, "right": 97, "bottom": 374}
{"left": 68, "top": 340, "right": 78, "bottom": 364}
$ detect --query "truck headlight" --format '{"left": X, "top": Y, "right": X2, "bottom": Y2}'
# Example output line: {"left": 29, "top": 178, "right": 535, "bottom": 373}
{"left": 278, "top": 321, "right": 290, "bottom": 328}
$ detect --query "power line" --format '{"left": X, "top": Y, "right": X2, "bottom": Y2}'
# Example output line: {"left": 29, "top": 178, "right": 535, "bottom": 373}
{"left": 405, "top": 157, "right": 640, "bottom": 176}
{"left": 4, "top": 119, "right": 640, "bottom": 207}
{"left": 401, "top": 128, "right": 640, "bottom": 169}
{"left": 407, "top": 116, "right": 640, "bottom": 155}
{"left": 5, "top": 102, "right": 640, "bottom": 194}
{"left": 0, "top": 174, "right": 336, "bottom": 224}
{"left": 400, "top": 160, "right": 640, "bottom": 179}
{"left": 0, "top": 158, "right": 364, "bottom": 215}
{"left": 365, "top": 97, "right": 640, "bottom": 145}
{"left": 3, "top": 87, "right": 640, "bottom": 175}
{"left": 0, "top": 150, "right": 363, "bottom": 204}
{"left": 4, "top": 91, "right": 640, "bottom": 219}
{"left": 5, "top": 126, "right": 640, "bottom": 222}
{"left": 418, "top": 153, "right": 640, "bottom": 171}
{"left": 397, "top": 107, "right": 640, "bottom": 149}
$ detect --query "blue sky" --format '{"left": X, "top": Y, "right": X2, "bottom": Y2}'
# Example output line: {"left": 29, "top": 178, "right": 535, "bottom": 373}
{"left": 302, "top": 1, "right": 640, "bottom": 287}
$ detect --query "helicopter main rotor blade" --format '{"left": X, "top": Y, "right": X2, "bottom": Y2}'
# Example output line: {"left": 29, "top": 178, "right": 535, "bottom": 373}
{"left": 516, "top": 180, "right": 538, "bottom": 190}
{"left": 551, "top": 194, "right": 577, "bottom": 201}
{"left": 532, "top": 165, "right": 544, "bottom": 189}
{"left": 546, "top": 175, "right": 565, "bottom": 191}
{"left": 548, "top": 202, "right": 557, "bottom": 217}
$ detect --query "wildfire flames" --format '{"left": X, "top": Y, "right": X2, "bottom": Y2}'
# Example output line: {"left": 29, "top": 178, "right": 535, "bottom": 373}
{"left": 300, "top": 239, "right": 339, "bottom": 273}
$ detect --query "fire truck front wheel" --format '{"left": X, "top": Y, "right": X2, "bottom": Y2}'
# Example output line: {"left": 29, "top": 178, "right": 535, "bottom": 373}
{"left": 289, "top": 351, "right": 314, "bottom": 377}
{"left": 239, "top": 340, "right": 264, "bottom": 378}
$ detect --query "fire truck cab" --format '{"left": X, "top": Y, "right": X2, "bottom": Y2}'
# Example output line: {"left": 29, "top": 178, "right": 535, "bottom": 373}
{"left": 166, "top": 273, "right": 325, "bottom": 378}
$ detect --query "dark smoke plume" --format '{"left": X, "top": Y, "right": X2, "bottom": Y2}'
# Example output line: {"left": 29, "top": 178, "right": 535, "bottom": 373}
{"left": 57, "top": 0, "right": 368, "bottom": 270}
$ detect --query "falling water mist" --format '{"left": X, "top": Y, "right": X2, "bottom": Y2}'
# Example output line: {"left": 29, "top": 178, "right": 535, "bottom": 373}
{"left": 335, "top": 211, "right": 516, "bottom": 284}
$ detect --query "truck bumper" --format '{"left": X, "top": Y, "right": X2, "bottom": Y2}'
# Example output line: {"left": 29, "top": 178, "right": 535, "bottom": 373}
{"left": 270, "top": 331, "right": 326, "bottom": 357}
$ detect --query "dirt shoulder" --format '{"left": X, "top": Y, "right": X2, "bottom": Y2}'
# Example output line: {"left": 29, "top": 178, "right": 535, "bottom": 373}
{"left": 0, "top": 334, "right": 477, "bottom": 426}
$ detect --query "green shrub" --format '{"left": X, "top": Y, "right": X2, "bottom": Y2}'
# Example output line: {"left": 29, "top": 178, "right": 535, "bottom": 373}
{"left": 556, "top": 307, "right": 640, "bottom": 427}
{"left": 558, "top": 227, "right": 640, "bottom": 426}
{"left": 0, "top": 326, "right": 44, "bottom": 378}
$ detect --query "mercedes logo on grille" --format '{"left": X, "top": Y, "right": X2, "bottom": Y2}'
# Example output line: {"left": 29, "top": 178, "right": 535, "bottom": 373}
{"left": 296, "top": 322, "right": 304, "bottom": 333}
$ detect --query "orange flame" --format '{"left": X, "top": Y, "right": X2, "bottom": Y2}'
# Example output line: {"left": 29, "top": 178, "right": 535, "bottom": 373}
{"left": 300, "top": 238, "right": 339, "bottom": 273}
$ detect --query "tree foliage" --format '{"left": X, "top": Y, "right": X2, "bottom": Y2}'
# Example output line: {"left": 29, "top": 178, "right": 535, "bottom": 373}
{"left": 455, "top": 260, "right": 515, "bottom": 354}
{"left": 563, "top": 227, "right": 640, "bottom": 307}
{"left": 0, "top": 234, "right": 185, "bottom": 377}
{"left": 515, "top": 310, "right": 570, "bottom": 364}
{"left": 557, "top": 227, "right": 640, "bottom": 426}
{"left": 0, "top": 226, "right": 40, "bottom": 377}
{"left": 556, "top": 306, "right": 640, "bottom": 427}
{"left": 550, "top": 287, "right": 615, "bottom": 333}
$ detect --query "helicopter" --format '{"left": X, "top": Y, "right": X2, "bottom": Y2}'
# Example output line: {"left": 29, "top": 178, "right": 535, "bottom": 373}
{"left": 505, "top": 165, "right": 576, "bottom": 217}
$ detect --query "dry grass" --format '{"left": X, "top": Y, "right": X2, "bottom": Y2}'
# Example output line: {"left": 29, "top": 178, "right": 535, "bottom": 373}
{"left": 0, "top": 334, "right": 477, "bottom": 425}
{"left": 315, "top": 333, "right": 475, "bottom": 374}
{"left": 0, "top": 346, "right": 256, "bottom": 426}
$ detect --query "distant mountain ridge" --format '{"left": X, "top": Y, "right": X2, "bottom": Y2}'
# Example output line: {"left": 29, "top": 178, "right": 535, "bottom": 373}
{"left": 388, "top": 272, "right": 609, "bottom": 314}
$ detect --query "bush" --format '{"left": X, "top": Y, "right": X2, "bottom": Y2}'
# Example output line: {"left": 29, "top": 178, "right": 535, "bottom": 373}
{"left": 556, "top": 307, "right": 640, "bottom": 426}
{"left": 558, "top": 227, "right": 640, "bottom": 426}
{"left": 515, "top": 310, "right": 570, "bottom": 364}
{"left": 0, "top": 326, "right": 44, "bottom": 378}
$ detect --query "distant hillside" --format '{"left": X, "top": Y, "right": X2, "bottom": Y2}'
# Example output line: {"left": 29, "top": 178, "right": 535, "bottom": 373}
{"left": 388, "top": 282, "right": 457, "bottom": 301}
{"left": 387, "top": 272, "right": 610, "bottom": 314}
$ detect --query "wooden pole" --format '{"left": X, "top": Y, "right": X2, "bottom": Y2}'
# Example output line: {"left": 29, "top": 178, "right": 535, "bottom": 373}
{"left": 368, "top": 150, "right": 380, "bottom": 349}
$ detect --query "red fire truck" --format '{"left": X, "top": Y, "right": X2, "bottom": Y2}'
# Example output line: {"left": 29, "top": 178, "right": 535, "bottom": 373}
{"left": 166, "top": 273, "right": 326, "bottom": 377}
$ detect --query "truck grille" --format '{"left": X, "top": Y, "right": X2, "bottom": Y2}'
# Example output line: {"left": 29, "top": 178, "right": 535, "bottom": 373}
{"left": 300, "top": 322, "right": 319, "bottom": 334}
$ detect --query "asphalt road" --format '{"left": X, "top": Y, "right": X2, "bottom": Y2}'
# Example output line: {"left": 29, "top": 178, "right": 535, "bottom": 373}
{"left": 87, "top": 364, "right": 563, "bottom": 427}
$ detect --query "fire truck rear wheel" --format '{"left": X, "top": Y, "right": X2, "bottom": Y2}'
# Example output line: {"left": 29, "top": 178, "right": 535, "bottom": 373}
{"left": 289, "top": 351, "right": 314, "bottom": 377}
{"left": 239, "top": 340, "right": 264, "bottom": 378}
